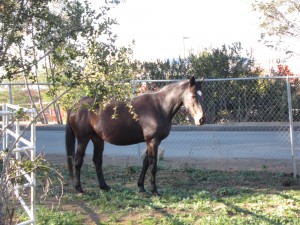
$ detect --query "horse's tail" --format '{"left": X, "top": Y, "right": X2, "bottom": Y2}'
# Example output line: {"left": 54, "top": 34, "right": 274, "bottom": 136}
{"left": 65, "top": 110, "right": 75, "bottom": 179}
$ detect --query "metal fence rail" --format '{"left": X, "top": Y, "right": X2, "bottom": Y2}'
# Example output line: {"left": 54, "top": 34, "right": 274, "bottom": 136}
{"left": 132, "top": 76, "right": 300, "bottom": 178}
{"left": 1, "top": 103, "right": 36, "bottom": 225}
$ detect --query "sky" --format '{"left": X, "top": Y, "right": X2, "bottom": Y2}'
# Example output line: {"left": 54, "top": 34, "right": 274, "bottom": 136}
{"left": 90, "top": 0, "right": 299, "bottom": 74}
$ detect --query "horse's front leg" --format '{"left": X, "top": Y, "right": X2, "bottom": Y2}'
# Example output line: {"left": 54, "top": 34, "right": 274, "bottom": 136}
{"left": 149, "top": 143, "right": 160, "bottom": 196}
{"left": 74, "top": 139, "right": 89, "bottom": 193}
{"left": 91, "top": 136, "right": 110, "bottom": 191}
{"left": 140, "top": 139, "right": 161, "bottom": 195}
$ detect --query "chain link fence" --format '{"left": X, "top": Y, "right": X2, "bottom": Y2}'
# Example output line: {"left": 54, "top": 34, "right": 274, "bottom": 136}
{"left": 131, "top": 77, "right": 300, "bottom": 176}
{"left": 1, "top": 77, "right": 300, "bottom": 175}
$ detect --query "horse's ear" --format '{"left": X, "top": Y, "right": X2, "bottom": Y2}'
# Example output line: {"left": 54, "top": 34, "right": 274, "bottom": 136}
{"left": 189, "top": 76, "right": 195, "bottom": 86}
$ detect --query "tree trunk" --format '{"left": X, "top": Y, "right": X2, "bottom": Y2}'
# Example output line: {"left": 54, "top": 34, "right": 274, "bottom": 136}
{"left": 32, "top": 24, "right": 48, "bottom": 124}
{"left": 45, "top": 55, "right": 63, "bottom": 124}
{"left": 24, "top": 76, "right": 46, "bottom": 123}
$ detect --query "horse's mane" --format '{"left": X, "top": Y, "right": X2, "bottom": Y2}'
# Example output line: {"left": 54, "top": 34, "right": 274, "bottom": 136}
{"left": 135, "top": 79, "right": 189, "bottom": 99}
{"left": 156, "top": 80, "right": 188, "bottom": 94}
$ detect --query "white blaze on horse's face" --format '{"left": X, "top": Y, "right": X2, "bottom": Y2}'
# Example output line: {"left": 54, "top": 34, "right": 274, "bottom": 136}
{"left": 192, "top": 93, "right": 204, "bottom": 126}
{"left": 197, "top": 90, "right": 202, "bottom": 97}
{"left": 183, "top": 78, "right": 205, "bottom": 126}
{"left": 194, "top": 90, "right": 204, "bottom": 125}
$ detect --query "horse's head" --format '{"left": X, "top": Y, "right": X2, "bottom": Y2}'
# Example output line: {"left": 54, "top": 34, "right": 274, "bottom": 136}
{"left": 182, "top": 76, "right": 205, "bottom": 126}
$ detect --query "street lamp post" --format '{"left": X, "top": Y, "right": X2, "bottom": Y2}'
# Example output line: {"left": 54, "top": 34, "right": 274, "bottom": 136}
{"left": 183, "top": 36, "right": 189, "bottom": 59}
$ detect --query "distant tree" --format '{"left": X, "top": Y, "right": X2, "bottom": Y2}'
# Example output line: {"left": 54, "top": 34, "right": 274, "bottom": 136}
{"left": 252, "top": 0, "right": 300, "bottom": 56}
{"left": 189, "top": 42, "right": 261, "bottom": 79}
{"left": 137, "top": 57, "right": 190, "bottom": 81}
{"left": 132, "top": 43, "right": 264, "bottom": 124}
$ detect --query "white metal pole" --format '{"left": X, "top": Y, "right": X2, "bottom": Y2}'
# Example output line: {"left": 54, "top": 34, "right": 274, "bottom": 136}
{"left": 286, "top": 77, "right": 297, "bottom": 179}
{"left": 15, "top": 117, "right": 20, "bottom": 200}
{"left": 3, "top": 103, "right": 8, "bottom": 150}
{"left": 16, "top": 118, "right": 20, "bottom": 159}
{"left": 30, "top": 110, "right": 36, "bottom": 225}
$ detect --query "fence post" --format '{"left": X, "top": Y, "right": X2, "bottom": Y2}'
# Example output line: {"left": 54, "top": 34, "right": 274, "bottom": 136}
{"left": 130, "top": 80, "right": 142, "bottom": 164}
{"left": 2, "top": 103, "right": 8, "bottom": 150}
{"left": 8, "top": 83, "right": 13, "bottom": 104}
{"left": 286, "top": 77, "right": 297, "bottom": 179}
{"left": 31, "top": 109, "right": 37, "bottom": 225}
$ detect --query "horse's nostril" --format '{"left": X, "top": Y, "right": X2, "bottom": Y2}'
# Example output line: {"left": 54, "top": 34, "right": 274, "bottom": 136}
{"left": 200, "top": 117, "right": 205, "bottom": 125}
{"left": 201, "top": 113, "right": 205, "bottom": 124}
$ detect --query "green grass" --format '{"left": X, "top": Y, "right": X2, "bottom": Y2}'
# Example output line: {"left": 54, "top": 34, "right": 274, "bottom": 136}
{"left": 19, "top": 206, "right": 84, "bottom": 225}
{"left": 22, "top": 163, "right": 300, "bottom": 224}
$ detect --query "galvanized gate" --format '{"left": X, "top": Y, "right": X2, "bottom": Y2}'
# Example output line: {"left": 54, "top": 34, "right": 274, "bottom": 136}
{"left": 1, "top": 103, "right": 36, "bottom": 225}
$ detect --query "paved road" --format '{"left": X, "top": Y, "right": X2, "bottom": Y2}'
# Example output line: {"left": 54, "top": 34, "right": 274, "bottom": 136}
{"left": 31, "top": 125, "right": 300, "bottom": 161}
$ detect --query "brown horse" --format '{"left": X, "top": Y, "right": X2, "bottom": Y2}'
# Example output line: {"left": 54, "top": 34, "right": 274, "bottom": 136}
{"left": 65, "top": 76, "right": 205, "bottom": 195}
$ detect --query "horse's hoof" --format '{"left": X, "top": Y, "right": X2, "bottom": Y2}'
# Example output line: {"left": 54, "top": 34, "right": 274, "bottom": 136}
{"left": 138, "top": 189, "right": 150, "bottom": 197}
{"left": 151, "top": 190, "right": 162, "bottom": 196}
{"left": 75, "top": 186, "right": 84, "bottom": 193}
{"left": 139, "top": 191, "right": 150, "bottom": 198}
{"left": 100, "top": 185, "right": 111, "bottom": 191}
{"left": 138, "top": 186, "right": 147, "bottom": 193}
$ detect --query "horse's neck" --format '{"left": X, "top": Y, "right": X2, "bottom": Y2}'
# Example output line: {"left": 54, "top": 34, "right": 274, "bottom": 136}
{"left": 159, "top": 82, "right": 187, "bottom": 119}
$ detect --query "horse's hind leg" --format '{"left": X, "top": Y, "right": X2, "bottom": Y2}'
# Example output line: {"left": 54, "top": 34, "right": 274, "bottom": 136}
{"left": 91, "top": 135, "right": 110, "bottom": 191}
{"left": 74, "top": 137, "right": 89, "bottom": 193}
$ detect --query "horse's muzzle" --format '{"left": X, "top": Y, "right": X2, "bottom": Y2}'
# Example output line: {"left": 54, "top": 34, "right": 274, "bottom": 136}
{"left": 195, "top": 112, "right": 205, "bottom": 126}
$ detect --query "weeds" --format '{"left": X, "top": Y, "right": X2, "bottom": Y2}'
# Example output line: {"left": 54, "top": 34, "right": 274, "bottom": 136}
{"left": 20, "top": 163, "right": 300, "bottom": 224}
{"left": 36, "top": 207, "right": 84, "bottom": 225}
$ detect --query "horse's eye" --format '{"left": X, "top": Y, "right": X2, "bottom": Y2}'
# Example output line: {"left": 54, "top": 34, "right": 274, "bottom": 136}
{"left": 192, "top": 95, "right": 196, "bottom": 99}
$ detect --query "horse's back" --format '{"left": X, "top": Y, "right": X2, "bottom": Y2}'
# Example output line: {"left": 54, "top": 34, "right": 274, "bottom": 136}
{"left": 68, "top": 94, "right": 172, "bottom": 145}
{"left": 100, "top": 94, "right": 172, "bottom": 144}
{"left": 96, "top": 102, "right": 145, "bottom": 145}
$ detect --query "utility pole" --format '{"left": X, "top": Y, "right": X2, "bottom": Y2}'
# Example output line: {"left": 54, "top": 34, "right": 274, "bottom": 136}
{"left": 183, "top": 36, "right": 190, "bottom": 59}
